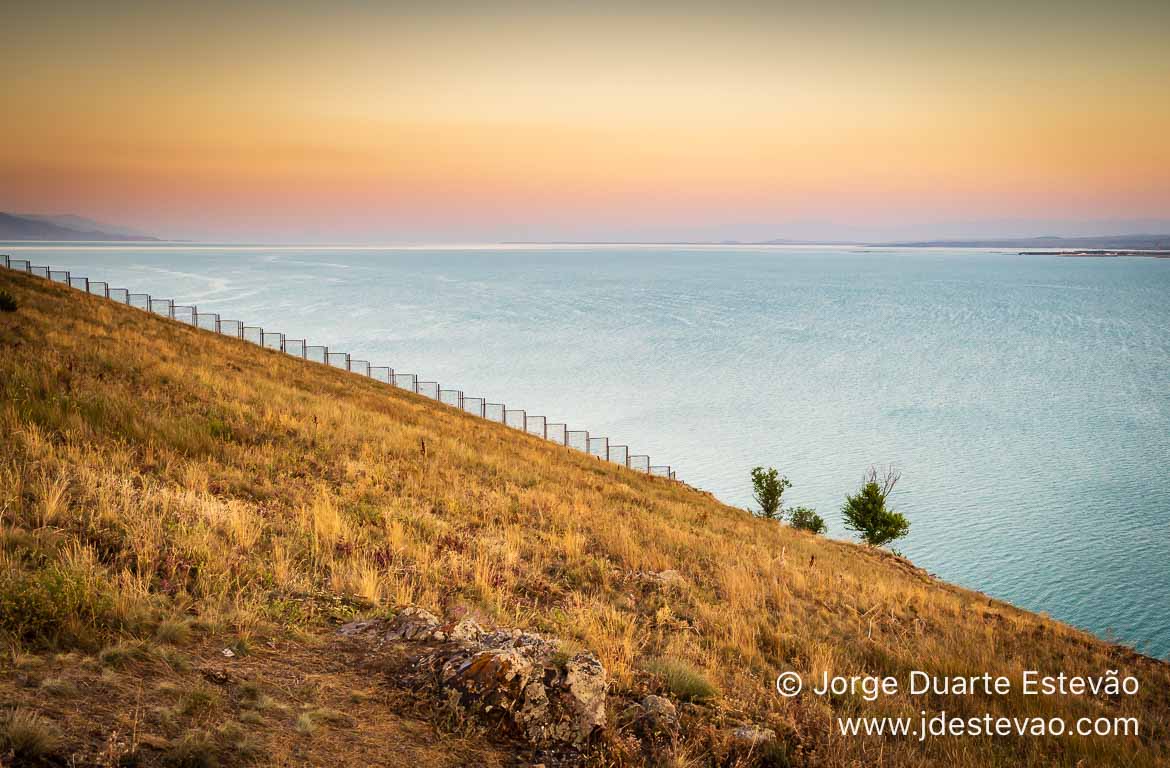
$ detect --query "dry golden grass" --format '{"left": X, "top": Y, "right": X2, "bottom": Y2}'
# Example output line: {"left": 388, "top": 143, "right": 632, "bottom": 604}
{"left": 0, "top": 270, "right": 1167, "bottom": 766}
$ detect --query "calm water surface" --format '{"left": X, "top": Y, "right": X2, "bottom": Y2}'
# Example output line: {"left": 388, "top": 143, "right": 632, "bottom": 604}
{"left": 10, "top": 244, "right": 1169, "bottom": 657}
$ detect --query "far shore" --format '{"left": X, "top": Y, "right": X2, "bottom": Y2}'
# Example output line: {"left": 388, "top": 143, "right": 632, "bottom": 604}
{"left": 1023, "top": 250, "right": 1170, "bottom": 258}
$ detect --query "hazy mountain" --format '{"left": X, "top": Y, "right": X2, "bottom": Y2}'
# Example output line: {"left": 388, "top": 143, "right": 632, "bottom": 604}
{"left": 0, "top": 212, "right": 158, "bottom": 241}
{"left": 17, "top": 213, "right": 150, "bottom": 239}
{"left": 876, "top": 234, "right": 1170, "bottom": 249}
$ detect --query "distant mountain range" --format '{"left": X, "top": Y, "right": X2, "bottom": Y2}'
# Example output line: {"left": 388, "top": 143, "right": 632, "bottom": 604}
{"left": 741, "top": 234, "right": 1170, "bottom": 249}
{"left": 877, "top": 234, "right": 1170, "bottom": 250}
{"left": 515, "top": 234, "right": 1170, "bottom": 249}
{"left": 0, "top": 212, "right": 158, "bottom": 241}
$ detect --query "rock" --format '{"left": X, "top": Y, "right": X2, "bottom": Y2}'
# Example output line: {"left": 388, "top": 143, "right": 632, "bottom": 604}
{"left": 639, "top": 695, "right": 678, "bottom": 732}
{"left": 342, "top": 606, "right": 609, "bottom": 750}
{"left": 336, "top": 619, "right": 381, "bottom": 638}
{"left": 385, "top": 606, "right": 441, "bottom": 640}
{"left": 429, "top": 627, "right": 606, "bottom": 747}
{"left": 561, "top": 653, "right": 607, "bottom": 743}
{"left": 432, "top": 616, "right": 484, "bottom": 643}
{"left": 730, "top": 725, "right": 777, "bottom": 747}
{"left": 633, "top": 569, "right": 687, "bottom": 588}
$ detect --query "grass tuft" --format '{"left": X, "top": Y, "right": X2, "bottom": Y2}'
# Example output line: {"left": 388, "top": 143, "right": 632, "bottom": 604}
{"left": 155, "top": 618, "right": 193, "bottom": 646}
{"left": 162, "top": 730, "right": 219, "bottom": 768}
{"left": 39, "top": 677, "right": 79, "bottom": 697}
{"left": 0, "top": 707, "right": 62, "bottom": 761}
{"left": 647, "top": 657, "right": 719, "bottom": 702}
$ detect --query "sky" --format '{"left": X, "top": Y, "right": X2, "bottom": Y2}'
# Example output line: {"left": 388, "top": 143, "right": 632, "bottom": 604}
{"left": 2, "top": 0, "right": 1169, "bottom": 243}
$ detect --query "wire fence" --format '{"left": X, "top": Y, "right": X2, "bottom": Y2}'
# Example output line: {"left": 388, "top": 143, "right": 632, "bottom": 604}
{"left": 1, "top": 254, "right": 682, "bottom": 482}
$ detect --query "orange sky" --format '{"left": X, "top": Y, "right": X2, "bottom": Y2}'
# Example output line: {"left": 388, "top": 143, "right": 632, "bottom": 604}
{"left": 3, "top": 1, "right": 1168, "bottom": 242}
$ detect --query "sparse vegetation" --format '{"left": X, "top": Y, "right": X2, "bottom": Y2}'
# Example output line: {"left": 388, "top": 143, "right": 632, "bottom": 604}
{"left": 163, "top": 730, "right": 219, "bottom": 768}
{"left": 841, "top": 466, "right": 911, "bottom": 547}
{"left": 0, "top": 271, "right": 1167, "bottom": 767}
{"left": 0, "top": 707, "right": 61, "bottom": 761}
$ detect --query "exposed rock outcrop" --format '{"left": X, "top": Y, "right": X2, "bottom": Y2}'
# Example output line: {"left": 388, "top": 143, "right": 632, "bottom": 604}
{"left": 338, "top": 609, "right": 607, "bottom": 750}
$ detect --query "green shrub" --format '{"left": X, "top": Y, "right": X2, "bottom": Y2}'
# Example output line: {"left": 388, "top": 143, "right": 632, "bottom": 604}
{"left": 750, "top": 467, "right": 791, "bottom": 520}
{"left": 787, "top": 506, "right": 826, "bottom": 534}
{"left": 0, "top": 564, "right": 112, "bottom": 645}
{"left": 842, "top": 466, "right": 910, "bottom": 547}
{"left": 647, "top": 656, "right": 719, "bottom": 702}
{"left": 0, "top": 289, "right": 17, "bottom": 312}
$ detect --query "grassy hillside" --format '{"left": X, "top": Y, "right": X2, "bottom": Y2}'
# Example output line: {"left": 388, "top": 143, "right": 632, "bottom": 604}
{"left": 1, "top": 270, "right": 1167, "bottom": 767}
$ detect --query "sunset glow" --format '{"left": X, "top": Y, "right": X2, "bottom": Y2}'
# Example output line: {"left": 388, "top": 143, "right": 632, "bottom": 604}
{"left": 4, "top": 1, "right": 1169, "bottom": 242}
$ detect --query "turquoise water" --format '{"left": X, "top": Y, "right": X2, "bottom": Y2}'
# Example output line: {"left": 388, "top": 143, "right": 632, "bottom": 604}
{"left": 8, "top": 244, "right": 1169, "bottom": 657}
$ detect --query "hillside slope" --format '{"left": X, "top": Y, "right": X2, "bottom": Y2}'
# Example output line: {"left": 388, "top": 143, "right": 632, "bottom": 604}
{"left": 0, "top": 270, "right": 1167, "bottom": 767}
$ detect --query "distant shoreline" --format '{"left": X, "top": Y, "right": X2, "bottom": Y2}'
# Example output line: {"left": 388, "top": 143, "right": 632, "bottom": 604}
{"left": 1022, "top": 250, "right": 1170, "bottom": 258}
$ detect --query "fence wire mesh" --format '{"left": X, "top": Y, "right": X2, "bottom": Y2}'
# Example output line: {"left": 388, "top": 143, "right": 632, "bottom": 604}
{"left": 285, "top": 339, "right": 306, "bottom": 358}
{"left": 567, "top": 430, "right": 589, "bottom": 452}
{"left": 7, "top": 261, "right": 685, "bottom": 483}
{"left": 525, "top": 415, "right": 547, "bottom": 439}
{"left": 151, "top": 298, "right": 174, "bottom": 318}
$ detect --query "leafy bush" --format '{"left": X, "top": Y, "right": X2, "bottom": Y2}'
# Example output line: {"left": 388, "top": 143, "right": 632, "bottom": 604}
{"left": 0, "top": 564, "right": 113, "bottom": 645}
{"left": 750, "top": 467, "right": 791, "bottom": 519}
{"left": 787, "top": 506, "right": 826, "bottom": 534}
{"left": 647, "top": 656, "right": 719, "bottom": 702}
{"left": 0, "top": 289, "right": 16, "bottom": 312}
{"left": 841, "top": 466, "right": 910, "bottom": 547}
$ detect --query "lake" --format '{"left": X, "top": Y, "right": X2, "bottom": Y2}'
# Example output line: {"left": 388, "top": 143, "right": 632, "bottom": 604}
{"left": 7, "top": 243, "right": 1169, "bottom": 657}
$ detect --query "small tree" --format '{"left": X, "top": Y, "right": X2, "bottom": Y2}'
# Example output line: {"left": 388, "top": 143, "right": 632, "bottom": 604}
{"left": 750, "top": 466, "right": 791, "bottom": 520}
{"left": 787, "top": 506, "right": 826, "bottom": 534}
{"left": 841, "top": 466, "right": 909, "bottom": 547}
{"left": 0, "top": 290, "right": 16, "bottom": 312}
